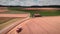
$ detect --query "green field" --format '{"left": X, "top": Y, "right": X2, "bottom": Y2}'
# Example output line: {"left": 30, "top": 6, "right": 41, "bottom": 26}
{"left": 20, "top": 10, "right": 60, "bottom": 17}
{"left": 8, "top": 7, "right": 60, "bottom": 17}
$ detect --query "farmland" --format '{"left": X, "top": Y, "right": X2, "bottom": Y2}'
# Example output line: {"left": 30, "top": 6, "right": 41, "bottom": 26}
{"left": 0, "top": 7, "right": 60, "bottom": 34}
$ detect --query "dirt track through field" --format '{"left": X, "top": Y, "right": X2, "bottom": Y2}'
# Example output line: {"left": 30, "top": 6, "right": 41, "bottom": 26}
{"left": 0, "top": 14, "right": 29, "bottom": 17}
{"left": 23, "top": 8, "right": 60, "bottom": 10}
{"left": 7, "top": 16, "right": 60, "bottom": 34}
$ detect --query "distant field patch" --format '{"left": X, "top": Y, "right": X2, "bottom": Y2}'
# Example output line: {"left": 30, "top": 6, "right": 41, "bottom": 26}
{"left": 39, "top": 11, "right": 60, "bottom": 16}
{"left": 0, "top": 7, "right": 28, "bottom": 14}
{"left": 0, "top": 17, "right": 16, "bottom": 24}
{"left": 0, "top": 10, "right": 28, "bottom": 14}
{"left": 0, "top": 17, "right": 25, "bottom": 30}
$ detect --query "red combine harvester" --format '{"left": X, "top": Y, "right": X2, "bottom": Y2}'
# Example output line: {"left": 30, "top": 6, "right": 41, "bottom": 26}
{"left": 34, "top": 14, "right": 42, "bottom": 17}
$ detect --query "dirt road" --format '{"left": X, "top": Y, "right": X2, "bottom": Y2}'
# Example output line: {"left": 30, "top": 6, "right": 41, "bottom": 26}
{"left": 7, "top": 16, "right": 60, "bottom": 34}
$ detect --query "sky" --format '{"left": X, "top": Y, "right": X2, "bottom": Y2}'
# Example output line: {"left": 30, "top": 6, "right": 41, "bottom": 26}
{"left": 0, "top": 0, "right": 60, "bottom": 6}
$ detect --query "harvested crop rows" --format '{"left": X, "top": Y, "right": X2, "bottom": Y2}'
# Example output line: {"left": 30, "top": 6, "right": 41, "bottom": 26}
{"left": 7, "top": 16, "right": 60, "bottom": 34}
